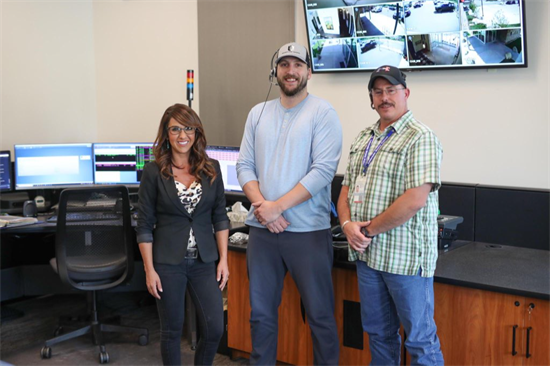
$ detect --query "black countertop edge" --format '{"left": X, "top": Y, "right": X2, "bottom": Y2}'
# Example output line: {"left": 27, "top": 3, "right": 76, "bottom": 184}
{"left": 434, "top": 277, "right": 549, "bottom": 301}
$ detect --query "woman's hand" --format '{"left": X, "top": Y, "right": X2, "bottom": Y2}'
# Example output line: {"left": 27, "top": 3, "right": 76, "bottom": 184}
{"left": 145, "top": 269, "right": 163, "bottom": 299}
{"left": 217, "top": 259, "right": 230, "bottom": 291}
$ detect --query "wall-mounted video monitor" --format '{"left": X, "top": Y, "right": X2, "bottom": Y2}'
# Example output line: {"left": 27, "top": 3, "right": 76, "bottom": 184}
{"left": 93, "top": 143, "right": 155, "bottom": 185}
{"left": 14, "top": 143, "right": 94, "bottom": 190}
{"left": 205, "top": 145, "right": 242, "bottom": 193}
{"left": 0, "top": 150, "right": 13, "bottom": 192}
{"left": 303, "top": 0, "right": 527, "bottom": 72}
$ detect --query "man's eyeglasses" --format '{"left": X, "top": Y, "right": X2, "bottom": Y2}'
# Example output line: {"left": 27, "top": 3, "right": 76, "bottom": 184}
{"left": 167, "top": 126, "right": 198, "bottom": 135}
{"left": 370, "top": 87, "right": 405, "bottom": 97}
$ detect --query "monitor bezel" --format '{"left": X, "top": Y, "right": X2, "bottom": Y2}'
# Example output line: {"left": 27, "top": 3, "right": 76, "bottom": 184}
{"left": 302, "top": 0, "right": 528, "bottom": 74}
{"left": 14, "top": 143, "right": 95, "bottom": 190}
{"left": 92, "top": 142, "right": 155, "bottom": 186}
{"left": 205, "top": 145, "right": 243, "bottom": 194}
{"left": 0, "top": 150, "right": 13, "bottom": 192}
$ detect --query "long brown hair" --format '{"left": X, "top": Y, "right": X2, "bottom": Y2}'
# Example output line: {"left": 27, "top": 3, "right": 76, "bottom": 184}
{"left": 153, "top": 104, "right": 216, "bottom": 183}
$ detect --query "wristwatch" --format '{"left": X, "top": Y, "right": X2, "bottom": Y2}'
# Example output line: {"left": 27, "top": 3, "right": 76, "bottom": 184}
{"left": 361, "top": 227, "right": 375, "bottom": 239}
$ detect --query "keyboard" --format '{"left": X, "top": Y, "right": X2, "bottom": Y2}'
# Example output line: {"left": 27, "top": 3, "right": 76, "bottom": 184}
{"left": 86, "top": 198, "right": 117, "bottom": 207}
{"left": 47, "top": 212, "right": 120, "bottom": 223}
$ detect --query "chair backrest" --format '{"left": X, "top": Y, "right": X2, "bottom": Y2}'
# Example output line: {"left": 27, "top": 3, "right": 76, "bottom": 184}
{"left": 55, "top": 186, "right": 134, "bottom": 291}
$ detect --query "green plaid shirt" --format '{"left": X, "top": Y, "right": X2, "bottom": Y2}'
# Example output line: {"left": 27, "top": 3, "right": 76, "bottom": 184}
{"left": 342, "top": 111, "right": 442, "bottom": 277}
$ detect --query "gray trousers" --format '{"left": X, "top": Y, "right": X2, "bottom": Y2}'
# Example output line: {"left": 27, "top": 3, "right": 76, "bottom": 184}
{"left": 247, "top": 227, "right": 339, "bottom": 365}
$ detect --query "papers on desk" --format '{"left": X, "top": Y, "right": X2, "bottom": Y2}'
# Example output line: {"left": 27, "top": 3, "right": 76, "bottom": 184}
{"left": 0, "top": 215, "right": 39, "bottom": 228}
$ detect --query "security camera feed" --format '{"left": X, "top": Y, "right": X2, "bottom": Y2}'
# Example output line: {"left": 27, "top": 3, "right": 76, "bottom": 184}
{"left": 303, "top": 0, "right": 527, "bottom": 71}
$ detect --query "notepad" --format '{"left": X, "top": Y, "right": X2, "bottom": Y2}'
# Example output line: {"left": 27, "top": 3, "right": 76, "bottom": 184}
{"left": 0, "top": 215, "right": 38, "bottom": 228}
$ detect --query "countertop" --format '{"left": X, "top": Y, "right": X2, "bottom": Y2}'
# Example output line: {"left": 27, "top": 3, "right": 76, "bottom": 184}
{"left": 434, "top": 241, "right": 550, "bottom": 300}
{"left": 228, "top": 233, "right": 550, "bottom": 300}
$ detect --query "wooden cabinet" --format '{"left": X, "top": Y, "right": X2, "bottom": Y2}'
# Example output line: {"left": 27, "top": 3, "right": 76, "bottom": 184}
{"left": 523, "top": 297, "right": 550, "bottom": 365}
{"left": 434, "top": 283, "right": 550, "bottom": 366}
{"left": 226, "top": 250, "right": 312, "bottom": 365}
{"left": 332, "top": 267, "right": 372, "bottom": 365}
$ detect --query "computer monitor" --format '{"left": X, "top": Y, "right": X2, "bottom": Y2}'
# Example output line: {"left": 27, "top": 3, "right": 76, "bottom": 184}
{"left": 14, "top": 143, "right": 94, "bottom": 190}
{"left": 0, "top": 150, "right": 13, "bottom": 192}
{"left": 205, "top": 145, "right": 242, "bottom": 193}
{"left": 93, "top": 143, "right": 155, "bottom": 185}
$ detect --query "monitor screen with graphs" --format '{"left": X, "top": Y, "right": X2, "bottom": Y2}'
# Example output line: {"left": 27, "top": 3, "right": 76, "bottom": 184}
{"left": 93, "top": 143, "right": 155, "bottom": 185}
{"left": 205, "top": 145, "right": 242, "bottom": 193}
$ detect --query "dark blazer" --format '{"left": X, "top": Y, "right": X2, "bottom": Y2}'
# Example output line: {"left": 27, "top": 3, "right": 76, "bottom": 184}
{"left": 136, "top": 159, "right": 229, "bottom": 265}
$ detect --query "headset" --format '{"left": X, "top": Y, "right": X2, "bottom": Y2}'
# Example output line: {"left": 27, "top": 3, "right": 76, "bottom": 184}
{"left": 369, "top": 70, "right": 407, "bottom": 109}
{"left": 268, "top": 45, "right": 311, "bottom": 85}
{"left": 261, "top": 44, "right": 312, "bottom": 124}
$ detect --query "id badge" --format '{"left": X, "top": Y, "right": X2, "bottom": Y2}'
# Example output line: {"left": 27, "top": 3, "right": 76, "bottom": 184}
{"left": 353, "top": 176, "right": 367, "bottom": 204}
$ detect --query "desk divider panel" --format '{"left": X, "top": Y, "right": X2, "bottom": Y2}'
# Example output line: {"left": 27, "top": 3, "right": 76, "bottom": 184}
{"left": 474, "top": 186, "right": 550, "bottom": 250}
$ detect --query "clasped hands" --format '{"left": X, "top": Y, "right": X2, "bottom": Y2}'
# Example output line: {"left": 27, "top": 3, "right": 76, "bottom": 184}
{"left": 252, "top": 200, "right": 290, "bottom": 234}
{"left": 343, "top": 220, "right": 373, "bottom": 253}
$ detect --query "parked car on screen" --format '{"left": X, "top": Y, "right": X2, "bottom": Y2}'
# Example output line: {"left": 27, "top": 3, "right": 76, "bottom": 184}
{"left": 435, "top": 2, "right": 456, "bottom": 13}
{"left": 414, "top": 2, "right": 423, "bottom": 8}
{"left": 505, "top": 0, "right": 518, "bottom": 4}
{"left": 372, "top": 6, "right": 383, "bottom": 12}
{"left": 360, "top": 40, "right": 377, "bottom": 53}
{"left": 388, "top": 5, "right": 396, "bottom": 10}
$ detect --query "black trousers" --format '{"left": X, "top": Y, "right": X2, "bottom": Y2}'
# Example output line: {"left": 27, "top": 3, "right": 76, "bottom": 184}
{"left": 155, "top": 259, "right": 223, "bottom": 365}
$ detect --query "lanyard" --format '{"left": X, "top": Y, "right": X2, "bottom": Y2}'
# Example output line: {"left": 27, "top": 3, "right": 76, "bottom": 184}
{"left": 362, "top": 128, "right": 395, "bottom": 174}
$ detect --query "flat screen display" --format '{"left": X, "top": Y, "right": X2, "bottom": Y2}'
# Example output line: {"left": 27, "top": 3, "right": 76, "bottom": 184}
{"left": 14, "top": 143, "right": 94, "bottom": 190}
{"left": 0, "top": 150, "right": 12, "bottom": 192}
{"left": 303, "top": 0, "right": 527, "bottom": 72}
{"left": 205, "top": 146, "right": 242, "bottom": 193}
{"left": 93, "top": 143, "right": 155, "bottom": 185}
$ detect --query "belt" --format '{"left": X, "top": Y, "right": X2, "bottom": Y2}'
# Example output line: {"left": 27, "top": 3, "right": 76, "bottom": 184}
{"left": 185, "top": 247, "right": 198, "bottom": 259}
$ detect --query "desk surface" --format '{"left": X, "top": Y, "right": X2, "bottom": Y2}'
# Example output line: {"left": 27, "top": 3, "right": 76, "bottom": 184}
{"left": 228, "top": 237, "right": 550, "bottom": 300}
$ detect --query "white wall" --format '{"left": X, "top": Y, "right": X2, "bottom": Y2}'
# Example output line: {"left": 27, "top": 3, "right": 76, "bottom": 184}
{"left": 1, "top": 0, "right": 547, "bottom": 189}
{"left": 296, "top": 0, "right": 549, "bottom": 189}
{"left": 1, "top": 0, "right": 198, "bottom": 147}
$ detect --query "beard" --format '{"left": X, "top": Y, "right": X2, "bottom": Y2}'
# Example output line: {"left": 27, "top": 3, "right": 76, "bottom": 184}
{"left": 277, "top": 74, "right": 308, "bottom": 97}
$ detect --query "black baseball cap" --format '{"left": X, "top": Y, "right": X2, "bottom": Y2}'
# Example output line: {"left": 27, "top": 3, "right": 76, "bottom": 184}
{"left": 368, "top": 65, "right": 407, "bottom": 91}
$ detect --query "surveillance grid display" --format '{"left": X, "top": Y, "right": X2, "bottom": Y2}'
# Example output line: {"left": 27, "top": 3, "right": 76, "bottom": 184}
{"left": 303, "top": 0, "right": 526, "bottom": 72}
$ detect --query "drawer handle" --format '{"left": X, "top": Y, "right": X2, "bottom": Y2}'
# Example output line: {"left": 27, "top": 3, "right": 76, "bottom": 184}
{"left": 526, "top": 326, "right": 532, "bottom": 358}
{"left": 512, "top": 325, "right": 518, "bottom": 356}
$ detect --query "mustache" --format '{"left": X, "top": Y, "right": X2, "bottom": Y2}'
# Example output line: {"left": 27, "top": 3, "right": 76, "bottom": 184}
{"left": 378, "top": 103, "right": 394, "bottom": 108}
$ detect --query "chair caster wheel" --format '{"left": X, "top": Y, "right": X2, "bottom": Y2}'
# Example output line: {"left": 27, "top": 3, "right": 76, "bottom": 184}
{"left": 99, "top": 351, "right": 110, "bottom": 364}
{"left": 41, "top": 346, "right": 52, "bottom": 359}
{"left": 54, "top": 326, "right": 63, "bottom": 337}
{"left": 138, "top": 334, "right": 149, "bottom": 346}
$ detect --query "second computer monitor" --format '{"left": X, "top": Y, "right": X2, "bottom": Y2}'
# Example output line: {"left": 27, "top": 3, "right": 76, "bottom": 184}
{"left": 205, "top": 145, "right": 242, "bottom": 193}
{"left": 14, "top": 143, "right": 94, "bottom": 190}
{"left": 93, "top": 143, "right": 155, "bottom": 185}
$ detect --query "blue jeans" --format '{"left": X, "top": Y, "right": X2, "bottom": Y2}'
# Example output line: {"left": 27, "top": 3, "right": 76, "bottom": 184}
{"left": 247, "top": 227, "right": 339, "bottom": 365}
{"left": 356, "top": 261, "right": 444, "bottom": 366}
{"left": 155, "top": 259, "right": 224, "bottom": 366}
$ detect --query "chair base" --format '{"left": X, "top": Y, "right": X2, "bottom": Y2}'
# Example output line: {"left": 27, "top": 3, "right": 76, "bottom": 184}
{"left": 40, "top": 290, "right": 148, "bottom": 364}
{"left": 41, "top": 321, "right": 148, "bottom": 364}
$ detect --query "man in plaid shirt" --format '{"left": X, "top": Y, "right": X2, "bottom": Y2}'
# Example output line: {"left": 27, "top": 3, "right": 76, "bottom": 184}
{"left": 337, "top": 65, "right": 444, "bottom": 366}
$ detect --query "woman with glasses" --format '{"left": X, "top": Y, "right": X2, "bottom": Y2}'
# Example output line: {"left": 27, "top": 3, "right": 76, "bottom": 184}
{"left": 136, "top": 103, "right": 230, "bottom": 365}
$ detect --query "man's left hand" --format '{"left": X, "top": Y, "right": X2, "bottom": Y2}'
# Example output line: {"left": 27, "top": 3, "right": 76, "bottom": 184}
{"left": 252, "top": 200, "right": 283, "bottom": 225}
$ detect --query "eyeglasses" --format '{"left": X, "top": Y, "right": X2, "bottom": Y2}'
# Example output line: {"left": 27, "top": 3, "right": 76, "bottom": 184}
{"left": 167, "top": 126, "right": 197, "bottom": 135}
{"left": 370, "top": 87, "right": 405, "bottom": 97}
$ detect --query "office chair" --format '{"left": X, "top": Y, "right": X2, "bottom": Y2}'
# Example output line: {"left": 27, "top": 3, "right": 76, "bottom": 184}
{"left": 40, "top": 186, "right": 148, "bottom": 364}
